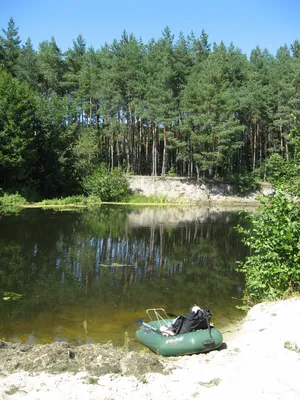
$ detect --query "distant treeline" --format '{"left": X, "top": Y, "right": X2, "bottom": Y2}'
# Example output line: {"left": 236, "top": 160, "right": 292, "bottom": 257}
{"left": 1, "top": 17, "right": 300, "bottom": 198}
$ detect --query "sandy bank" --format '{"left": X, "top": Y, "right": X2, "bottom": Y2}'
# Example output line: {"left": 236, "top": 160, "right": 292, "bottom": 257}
{"left": 128, "top": 176, "right": 274, "bottom": 205}
{"left": 0, "top": 297, "right": 299, "bottom": 400}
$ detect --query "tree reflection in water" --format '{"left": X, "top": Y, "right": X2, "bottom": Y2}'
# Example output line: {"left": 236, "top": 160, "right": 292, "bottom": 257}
{"left": 0, "top": 206, "right": 248, "bottom": 345}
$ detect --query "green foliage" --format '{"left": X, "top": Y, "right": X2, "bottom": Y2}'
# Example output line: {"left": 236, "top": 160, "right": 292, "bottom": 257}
{"left": 15, "top": 38, "right": 39, "bottom": 90}
{"left": 37, "top": 37, "right": 64, "bottom": 95}
{"left": 266, "top": 153, "right": 300, "bottom": 196}
{"left": 83, "top": 165, "right": 130, "bottom": 202}
{"left": 265, "top": 153, "right": 285, "bottom": 183}
{"left": 166, "top": 167, "right": 177, "bottom": 177}
{"left": 236, "top": 190, "right": 300, "bottom": 302}
{"left": 0, "top": 68, "right": 36, "bottom": 187}
{"left": 232, "top": 171, "right": 260, "bottom": 194}
{"left": 72, "top": 128, "right": 99, "bottom": 180}
{"left": 40, "top": 195, "right": 86, "bottom": 205}
{"left": 34, "top": 93, "right": 79, "bottom": 197}
{"left": 0, "top": 192, "right": 27, "bottom": 207}
{"left": 2, "top": 291, "right": 23, "bottom": 301}
{"left": 39, "top": 195, "right": 101, "bottom": 206}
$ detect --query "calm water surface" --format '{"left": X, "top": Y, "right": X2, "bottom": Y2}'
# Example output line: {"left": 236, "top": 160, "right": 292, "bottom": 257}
{"left": 0, "top": 206, "right": 249, "bottom": 348}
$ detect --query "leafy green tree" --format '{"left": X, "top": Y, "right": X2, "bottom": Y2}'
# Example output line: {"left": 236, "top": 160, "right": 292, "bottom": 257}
{"left": 237, "top": 122, "right": 300, "bottom": 302}
{"left": 237, "top": 190, "right": 300, "bottom": 302}
{"left": 0, "top": 68, "right": 36, "bottom": 189}
{"left": 34, "top": 93, "right": 78, "bottom": 196}
{"left": 83, "top": 164, "right": 130, "bottom": 202}
{"left": 72, "top": 127, "right": 100, "bottom": 180}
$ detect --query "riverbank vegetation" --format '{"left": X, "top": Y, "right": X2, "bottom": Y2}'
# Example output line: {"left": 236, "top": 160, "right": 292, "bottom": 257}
{"left": 236, "top": 139, "right": 300, "bottom": 303}
{"left": 0, "top": 191, "right": 184, "bottom": 211}
{"left": 1, "top": 18, "right": 300, "bottom": 201}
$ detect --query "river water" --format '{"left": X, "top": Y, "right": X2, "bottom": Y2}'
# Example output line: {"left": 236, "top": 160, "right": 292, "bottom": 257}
{"left": 0, "top": 206, "right": 249, "bottom": 347}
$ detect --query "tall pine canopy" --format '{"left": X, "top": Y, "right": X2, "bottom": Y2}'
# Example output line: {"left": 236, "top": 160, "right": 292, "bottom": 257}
{"left": 0, "top": 17, "right": 300, "bottom": 197}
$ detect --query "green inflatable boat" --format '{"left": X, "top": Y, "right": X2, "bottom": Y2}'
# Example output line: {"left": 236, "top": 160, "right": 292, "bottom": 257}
{"left": 136, "top": 308, "right": 223, "bottom": 357}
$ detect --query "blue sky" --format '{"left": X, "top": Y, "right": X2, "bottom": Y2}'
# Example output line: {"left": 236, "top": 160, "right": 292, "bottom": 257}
{"left": 1, "top": 0, "right": 299, "bottom": 57}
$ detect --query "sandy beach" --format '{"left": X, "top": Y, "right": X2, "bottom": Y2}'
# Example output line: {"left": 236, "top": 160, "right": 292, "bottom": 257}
{"left": 0, "top": 297, "right": 300, "bottom": 400}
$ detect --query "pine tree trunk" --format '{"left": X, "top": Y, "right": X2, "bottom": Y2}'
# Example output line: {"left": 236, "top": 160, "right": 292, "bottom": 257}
{"left": 110, "top": 142, "right": 114, "bottom": 172}
{"left": 189, "top": 139, "right": 193, "bottom": 177}
{"left": 253, "top": 124, "right": 257, "bottom": 171}
{"left": 280, "top": 119, "right": 284, "bottom": 158}
{"left": 258, "top": 123, "right": 262, "bottom": 170}
{"left": 249, "top": 124, "right": 253, "bottom": 170}
{"left": 89, "top": 97, "right": 93, "bottom": 126}
{"left": 138, "top": 117, "right": 142, "bottom": 174}
{"left": 285, "top": 131, "right": 289, "bottom": 161}
{"left": 152, "top": 125, "right": 157, "bottom": 176}
{"left": 264, "top": 128, "right": 268, "bottom": 181}
{"left": 196, "top": 164, "right": 199, "bottom": 180}
{"left": 116, "top": 140, "right": 120, "bottom": 169}
{"left": 145, "top": 126, "right": 149, "bottom": 172}
{"left": 161, "top": 127, "right": 167, "bottom": 176}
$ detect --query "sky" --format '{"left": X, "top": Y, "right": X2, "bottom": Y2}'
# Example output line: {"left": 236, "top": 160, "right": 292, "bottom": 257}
{"left": 1, "top": 0, "right": 299, "bottom": 57}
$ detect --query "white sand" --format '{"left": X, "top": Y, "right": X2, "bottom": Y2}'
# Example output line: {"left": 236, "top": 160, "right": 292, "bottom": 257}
{"left": 1, "top": 297, "right": 300, "bottom": 400}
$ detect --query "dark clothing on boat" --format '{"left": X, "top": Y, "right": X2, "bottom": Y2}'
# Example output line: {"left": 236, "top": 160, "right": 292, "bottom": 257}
{"left": 172, "top": 306, "right": 210, "bottom": 334}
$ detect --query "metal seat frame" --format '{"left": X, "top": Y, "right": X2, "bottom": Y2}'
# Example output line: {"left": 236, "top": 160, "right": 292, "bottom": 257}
{"left": 146, "top": 308, "right": 169, "bottom": 328}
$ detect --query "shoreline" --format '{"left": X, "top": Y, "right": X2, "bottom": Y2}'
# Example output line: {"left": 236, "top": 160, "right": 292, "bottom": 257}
{"left": 2, "top": 177, "right": 274, "bottom": 212}
{"left": 1, "top": 297, "right": 299, "bottom": 399}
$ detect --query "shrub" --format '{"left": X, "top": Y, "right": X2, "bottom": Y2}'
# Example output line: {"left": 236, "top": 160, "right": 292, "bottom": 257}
{"left": 166, "top": 167, "right": 177, "bottom": 177}
{"left": 232, "top": 171, "right": 260, "bottom": 195}
{"left": 83, "top": 165, "right": 130, "bottom": 202}
{"left": 0, "top": 193, "right": 27, "bottom": 208}
{"left": 236, "top": 190, "right": 300, "bottom": 302}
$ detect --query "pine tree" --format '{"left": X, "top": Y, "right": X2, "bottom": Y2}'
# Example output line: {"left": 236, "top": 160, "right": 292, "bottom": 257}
{"left": 64, "top": 34, "right": 86, "bottom": 98}
{"left": 0, "top": 17, "right": 21, "bottom": 76}
{"left": 143, "top": 27, "right": 177, "bottom": 176}
{"left": 291, "top": 40, "right": 300, "bottom": 58}
{"left": 15, "top": 38, "right": 39, "bottom": 90}
{"left": 37, "top": 37, "right": 65, "bottom": 95}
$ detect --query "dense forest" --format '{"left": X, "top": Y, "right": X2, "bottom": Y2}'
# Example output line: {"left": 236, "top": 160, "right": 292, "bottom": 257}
{"left": 1, "top": 17, "right": 300, "bottom": 198}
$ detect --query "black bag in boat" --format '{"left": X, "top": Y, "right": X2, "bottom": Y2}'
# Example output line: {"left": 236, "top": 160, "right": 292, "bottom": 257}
{"left": 172, "top": 307, "right": 211, "bottom": 334}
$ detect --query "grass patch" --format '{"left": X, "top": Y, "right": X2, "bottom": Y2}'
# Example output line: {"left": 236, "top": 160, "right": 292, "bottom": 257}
{"left": 126, "top": 194, "right": 189, "bottom": 204}
{"left": 1, "top": 192, "right": 192, "bottom": 212}
{"left": 22, "top": 195, "right": 102, "bottom": 209}
{"left": 38, "top": 195, "right": 101, "bottom": 206}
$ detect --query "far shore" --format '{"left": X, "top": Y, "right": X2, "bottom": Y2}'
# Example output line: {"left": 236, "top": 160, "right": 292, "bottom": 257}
{"left": 19, "top": 199, "right": 259, "bottom": 209}
{"left": 2, "top": 175, "right": 273, "bottom": 212}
